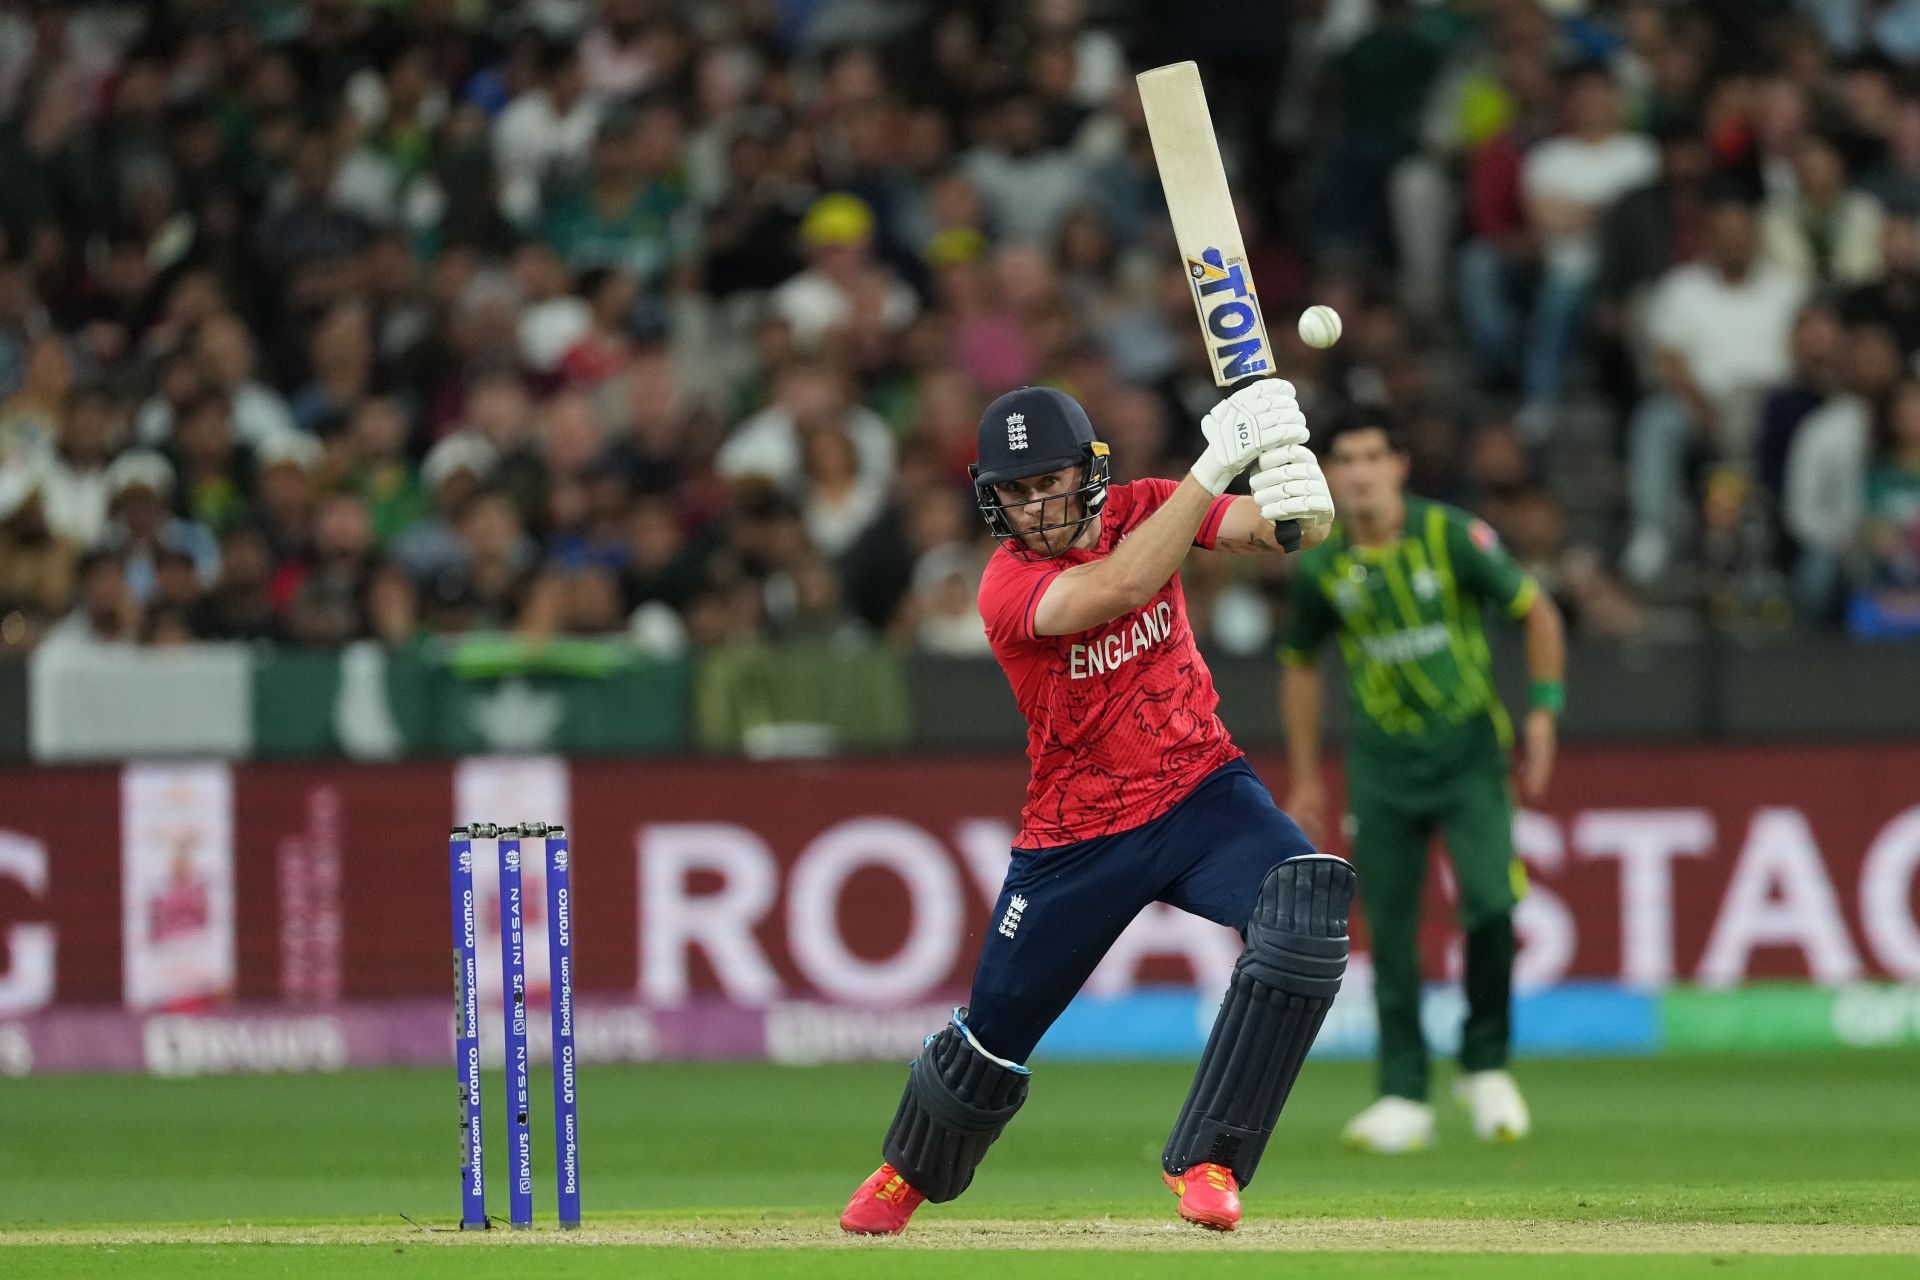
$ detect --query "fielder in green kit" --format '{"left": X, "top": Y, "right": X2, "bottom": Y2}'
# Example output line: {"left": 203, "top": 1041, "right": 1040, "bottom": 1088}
{"left": 1279, "top": 408, "right": 1565, "bottom": 1153}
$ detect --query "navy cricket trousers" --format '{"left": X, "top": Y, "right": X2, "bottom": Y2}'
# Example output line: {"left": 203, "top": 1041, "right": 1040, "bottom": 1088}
{"left": 964, "top": 759, "right": 1318, "bottom": 1063}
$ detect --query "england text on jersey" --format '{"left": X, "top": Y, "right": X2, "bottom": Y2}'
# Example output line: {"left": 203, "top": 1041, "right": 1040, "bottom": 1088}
{"left": 1068, "top": 600, "right": 1175, "bottom": 680}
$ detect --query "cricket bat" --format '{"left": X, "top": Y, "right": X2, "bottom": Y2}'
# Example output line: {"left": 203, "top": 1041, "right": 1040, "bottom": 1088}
{"left": 1135, "top": 60, "right": 1273, "bottom": 388}
{"left": 1136, "top": 60, "right": 1299, "bottom": 547}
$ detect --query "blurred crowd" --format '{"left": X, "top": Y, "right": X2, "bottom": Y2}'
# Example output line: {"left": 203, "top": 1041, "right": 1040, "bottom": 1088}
{"left": 1, "top": 0, "right": 1918, "bottom": 659}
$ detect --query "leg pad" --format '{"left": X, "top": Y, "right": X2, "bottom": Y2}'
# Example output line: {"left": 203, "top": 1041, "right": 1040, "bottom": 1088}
{"left": 1163, "top": 854, "right": 1356, "bottom": 1188}
{"left": 883, "top": 1011, "right": 1030, "bottom": 1203}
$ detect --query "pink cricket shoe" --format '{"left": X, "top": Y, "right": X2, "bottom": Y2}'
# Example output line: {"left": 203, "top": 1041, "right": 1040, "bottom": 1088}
{"left": 840, "top": 1162, "right": 928, "bottom": 1235}
{"left": 1162, "top": 1161, "right": 1242, "bottom": 1231}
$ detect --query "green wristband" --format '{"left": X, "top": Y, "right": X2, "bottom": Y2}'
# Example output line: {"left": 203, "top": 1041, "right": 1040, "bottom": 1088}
{"left": 1530, "top": 679, "right": 1565, "bottom": 715}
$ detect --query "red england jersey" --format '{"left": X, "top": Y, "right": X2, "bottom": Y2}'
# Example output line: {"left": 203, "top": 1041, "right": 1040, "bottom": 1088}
{"left": 977, "top": 478, "right": 1243, "bottom": 848}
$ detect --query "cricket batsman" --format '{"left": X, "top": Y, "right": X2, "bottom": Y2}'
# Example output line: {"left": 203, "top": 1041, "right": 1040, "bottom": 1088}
{"left": 841, "top": 380, "right": 1352, "bottom": 1235}
{"left": 1279, "top": 407, "right": 1565, "bottom": 1153}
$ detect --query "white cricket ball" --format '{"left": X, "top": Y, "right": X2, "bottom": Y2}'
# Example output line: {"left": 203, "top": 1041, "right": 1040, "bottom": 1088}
{"left": 1297, "top": 304, "right": 1343, "bottom": 349}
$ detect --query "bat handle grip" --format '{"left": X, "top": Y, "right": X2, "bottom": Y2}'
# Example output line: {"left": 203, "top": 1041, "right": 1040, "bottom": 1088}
{"left": 1271, "top": 519, "right": 1303, "bottom": 553}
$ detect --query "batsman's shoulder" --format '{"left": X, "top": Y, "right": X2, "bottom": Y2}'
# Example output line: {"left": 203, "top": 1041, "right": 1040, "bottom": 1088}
{"left": 978, "top": 541, "right": 1042, "bottom": 596}
{"left": 1105, "top": 476, "right": 1165, "bottom": 518}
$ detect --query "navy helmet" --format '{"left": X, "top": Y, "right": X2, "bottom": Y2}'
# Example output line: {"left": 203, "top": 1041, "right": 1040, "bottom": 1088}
{"left": 968, "top": 386, "right": 1111, "bottom": 559}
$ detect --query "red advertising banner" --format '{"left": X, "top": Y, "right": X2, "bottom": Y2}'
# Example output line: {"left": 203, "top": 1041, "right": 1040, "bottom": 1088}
{"left": 1, "top": 744, "right": 1918, "bottom": 1017}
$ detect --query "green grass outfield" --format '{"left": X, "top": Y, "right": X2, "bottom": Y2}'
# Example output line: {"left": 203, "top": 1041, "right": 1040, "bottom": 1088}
{"left": 1, "top": 1052, "right": 1916, "bottom": 1277}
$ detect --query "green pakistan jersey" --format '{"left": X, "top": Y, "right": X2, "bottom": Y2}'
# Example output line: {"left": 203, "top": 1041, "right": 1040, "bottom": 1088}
{"left": 1281, "top": 498, "right": 1537, "bottom": 759}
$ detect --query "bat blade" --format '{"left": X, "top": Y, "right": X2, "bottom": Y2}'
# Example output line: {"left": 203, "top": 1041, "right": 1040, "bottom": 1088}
{"left": 1136, "top": 60, "right": 1272, "bottom": 388}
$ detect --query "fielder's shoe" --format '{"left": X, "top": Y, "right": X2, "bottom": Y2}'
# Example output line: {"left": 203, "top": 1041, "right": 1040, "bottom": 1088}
{"left": 1162, "top": 1161, "right": 1241, "bottom": 1230}
{"left": 840, "top": 1162, "right": 927, "bottom": 1235}
{"left": 1342, "top": 1096, "right": 1436, "bottom": 1153}
{"left": 1455, "top": 1069, "right": 1531, "bottom": 1142}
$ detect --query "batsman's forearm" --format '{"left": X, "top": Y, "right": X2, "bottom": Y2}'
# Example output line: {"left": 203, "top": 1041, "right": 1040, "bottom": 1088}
{"left": 1524, "top": 594, "right": 1565, "bottom": 684}
{"left": 1213, "top": 496, "right": 1305, "bottom": 553}
{"left": 1098, "top": 474, "right": 1218, "bottom": 600}
{"left": 1281, "top": 663, "right": 1324, "bottom": 775}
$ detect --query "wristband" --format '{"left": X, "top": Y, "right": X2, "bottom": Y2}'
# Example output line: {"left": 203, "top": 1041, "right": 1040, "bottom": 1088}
{"left": 1529, "top": 679, "right": 1565, "bottom": 716}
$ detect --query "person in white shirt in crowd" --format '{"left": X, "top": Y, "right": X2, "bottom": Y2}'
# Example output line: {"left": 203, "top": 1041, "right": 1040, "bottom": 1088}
{"left": 1784, "top": 322, "right": 1906, "bottom": 614}
{"left": 512, "top": 241, "right": 593, "bottom": 374}
{"left": 38, "top": 550, "right": 140, "bottom": 650}
{"left": 899, "top": 540, "right": 993, "bottom": 656}
{"left": 1512, "top": 63, "right": 1659, "bottom": 438}
{"left": 717, "top": 361, "right": 895, "bottom": 499}
{"left": 799, "top": 419, "right": 887, "bottom": 558}
{"left": 98, "top": 451, "right": 219, "bottom": 605}
{"left": 962, "top": 89, "right": 1089, "bottom": 246}
{"left": 1761, "top": 132, "right": 1886, "bottom": 286}
{"left": 493, "top": 35, "right": 602, "bottom": 230}
{"left": 577, "top": 0, "right": 655, "bottom": 98}
{"left": 34, "top": 385, "right": 124, "bottom": 549}
{"left": 1802, "top": 0, "right": 1920, "bottom": 62}
{"left": 1033, "top": 0, "right": 1126, "bottom": 109}
{"left": 768, "top": 193, "right": 918, "bottom": 351}
{"left": 394, "top": 433, "right": 499, "bottom": 581}
{"left": 191, "top": 314, "right": 298, "bottom": 449}
{"left": 0, "top": 333, "right": 73, "bottom": 465}
{"left": 1624, "top": 192, "right": 1808, "bottom": 586}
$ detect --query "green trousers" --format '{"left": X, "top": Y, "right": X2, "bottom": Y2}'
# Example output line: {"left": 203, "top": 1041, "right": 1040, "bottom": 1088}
{"left": 1347, "top": 719, "right": 1522, "bottom": 1102}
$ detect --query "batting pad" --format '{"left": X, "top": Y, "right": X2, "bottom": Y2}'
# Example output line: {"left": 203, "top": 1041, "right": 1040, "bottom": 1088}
{"left": 883, "top": 1012, "right": 1030, "bottom": 1203}
{"left": 1162, "top": 854, "right": 1355, "bottom": 1188}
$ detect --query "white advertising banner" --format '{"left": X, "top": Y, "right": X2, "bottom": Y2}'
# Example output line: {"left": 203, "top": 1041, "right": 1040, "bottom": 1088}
{"left": 121, "top": 762, "right": 236, "bottom": 1010}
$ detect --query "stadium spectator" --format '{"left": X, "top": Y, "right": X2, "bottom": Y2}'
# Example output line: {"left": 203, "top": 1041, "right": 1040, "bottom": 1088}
{"left": 289, "top": 299, "right": 380, "bottom": 435}
{"left": 0, "top": 0, "right": 1911, "bottom": 654}
{"left": 493, "top": 37, "right": 602, "bottom": 230}
{"left": 191, "top": 527, "right": 281, "bottom": 643}
{"left": 1324, "top": 0, "right": 1447, "bottom": 260}
{"left": 1757, "top": 303, "right": 1848, "bottom": 556}
{"left": 896, "top": 540, "right": 992, "bottom": 656}
{"left": 1785, "top": 320, "right": 1906, "bottom": 614}
{"left": 0, "top": 465, "right": 74, "bottom": 646}
{"left": 285, "top": 493, "right": 377, "bottom": 646}
{"left": 100, "top": 450, "right": 218, "bottom": 606}
{"left": 542, "top": 102, "right": 698, "bottom": 292}
{"left": 0, "top": 335, "right": 73, "bottom": 464}
{"left": 961, "top": 89, "right": 1088, "bottom": 247}
{"left": 1863, "top": 93, "right": 1920, "bottom": 212}
{"left": 1850, "top": 375, "right": 1920, "bottom": 634}
{"left": 1840, "top": 212, "right": 1920, "bottom": 351}
{"left": 194, "top": 314, "right": 299, "bottom": 449}
{"left": 338, "top": 397, "right": 427, "bottom": 545}
{"left": 40, "top": 550, "right": 140, "bottom": 650}
{"left": 37, "top": 387, "right": 121, "bottom": 548}
{"left": 718, "top": 361, "right": 893, "bottom": 497}
{"left": 1593, "top": 128, "right": 1717, "bottom": 416}
{"left": 770, "top": 193, "right": 917, "bottom": 350}
{"left": 1488, "top": 64, "right": 1658, "bottom": 436}
{"left": 1760, "top": 133, "right": 1886, "bottom": 286}
{"left": 511, "top": 242, "right": 592, "bottom": 375}
{"left": 1623, "top": 194, "right": 1807, "bottom": 586}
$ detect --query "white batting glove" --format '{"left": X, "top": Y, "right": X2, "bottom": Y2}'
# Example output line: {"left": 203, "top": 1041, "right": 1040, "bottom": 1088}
{"left": 1251, "top": 443, "right": 1335, "bottom": 528}
{"left": 1191, "top": 380, "right": 1309, "bottom": 495}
